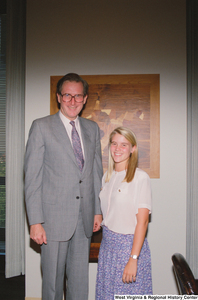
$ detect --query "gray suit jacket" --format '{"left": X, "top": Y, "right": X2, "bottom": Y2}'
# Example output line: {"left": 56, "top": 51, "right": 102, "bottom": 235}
{"left": 25, "top": 112, "right": 103, "bottom": 241}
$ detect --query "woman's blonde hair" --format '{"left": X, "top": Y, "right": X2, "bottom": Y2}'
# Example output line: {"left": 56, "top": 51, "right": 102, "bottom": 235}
{"left": 105, "top": 126, "right": 138, "bottom": 183}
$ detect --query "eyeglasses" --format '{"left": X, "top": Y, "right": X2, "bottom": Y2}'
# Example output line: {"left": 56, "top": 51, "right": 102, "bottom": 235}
{"left": 60, "top": 93, "right": 84, "bottom": 103}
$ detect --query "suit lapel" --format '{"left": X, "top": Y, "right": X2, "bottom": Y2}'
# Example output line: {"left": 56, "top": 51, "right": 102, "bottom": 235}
{"left": 79, "top": 118, "right": 92, "bottom": 175}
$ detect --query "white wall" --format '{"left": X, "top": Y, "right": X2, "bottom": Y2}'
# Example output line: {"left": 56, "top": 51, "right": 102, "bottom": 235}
{"left": 25, "top": 0, "right": 187, "bottom": 298}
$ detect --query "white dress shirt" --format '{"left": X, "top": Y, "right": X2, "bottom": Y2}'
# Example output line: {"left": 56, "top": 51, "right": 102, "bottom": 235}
{"left": 100, "top": 168, "right": 152, "bottom": 235}
{"left": 59, "top": 110, "right": 85, "bottom": 157}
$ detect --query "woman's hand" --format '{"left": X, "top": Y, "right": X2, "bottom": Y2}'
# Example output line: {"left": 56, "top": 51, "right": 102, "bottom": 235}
{"left": 122, "top": 258, "right": 137, "bottom": 283}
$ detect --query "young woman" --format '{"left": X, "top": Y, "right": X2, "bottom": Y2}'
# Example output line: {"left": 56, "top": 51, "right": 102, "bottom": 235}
{"left": 96, "top": 126, "right": 152, "bottom": 299}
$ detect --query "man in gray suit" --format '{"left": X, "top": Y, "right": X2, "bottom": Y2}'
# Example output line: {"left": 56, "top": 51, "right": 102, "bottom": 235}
{"left": 25, "top": 73, "right": 103, "bottom": 300}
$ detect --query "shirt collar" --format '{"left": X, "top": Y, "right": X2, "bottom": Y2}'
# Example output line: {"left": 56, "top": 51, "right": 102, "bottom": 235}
{"left": 59, "top": 110, "right": 79, "bottom": 126}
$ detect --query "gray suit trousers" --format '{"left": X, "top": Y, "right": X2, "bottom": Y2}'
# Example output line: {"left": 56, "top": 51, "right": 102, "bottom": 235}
{"left": 41, "top": 209, "right": 91, "bottom": 300}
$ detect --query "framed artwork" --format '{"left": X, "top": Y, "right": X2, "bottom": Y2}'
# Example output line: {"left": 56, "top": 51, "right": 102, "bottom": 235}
{"left": 50, "top": 74, "right": 160, "bottom": 262}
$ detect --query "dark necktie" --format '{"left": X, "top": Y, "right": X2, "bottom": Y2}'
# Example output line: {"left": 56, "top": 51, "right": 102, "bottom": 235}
{"left": 70, "top": 121, "right": 84, "bottom": 172}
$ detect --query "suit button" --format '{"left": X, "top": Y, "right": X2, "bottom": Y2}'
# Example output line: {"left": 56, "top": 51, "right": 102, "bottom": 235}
{"left": 76, "top": 196, "right": 79, "bottom": 199}
{"left": 79, "top": 180, "right": 82, "bottom": 183}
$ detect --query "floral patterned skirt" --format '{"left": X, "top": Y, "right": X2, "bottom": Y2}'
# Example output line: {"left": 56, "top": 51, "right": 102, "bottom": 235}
{"left": 95, "top": 226, "right": 152, "bottom": 299}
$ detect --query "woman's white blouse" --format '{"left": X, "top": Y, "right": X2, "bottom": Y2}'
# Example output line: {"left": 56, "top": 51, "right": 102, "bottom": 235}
{"left": 100, "top": 168, "right": 152, "bottom": 235}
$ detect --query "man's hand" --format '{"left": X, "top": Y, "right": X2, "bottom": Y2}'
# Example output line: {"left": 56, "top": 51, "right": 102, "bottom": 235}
{"left": 93, "top": 214, "right": 102, "bottom": 232}
{"left": 30, "top": 223, "right": 47, "bottom": 245}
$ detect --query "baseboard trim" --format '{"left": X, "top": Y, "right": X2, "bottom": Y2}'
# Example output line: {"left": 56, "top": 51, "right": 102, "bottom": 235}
{"left": 25, "top": 298, "right": 41, "bottom": 300}
{"left": 25, "top": 298, "right": 66, "bottom": 300}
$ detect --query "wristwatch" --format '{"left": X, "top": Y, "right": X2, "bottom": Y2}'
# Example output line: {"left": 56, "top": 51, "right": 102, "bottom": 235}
{"left": 130, "top": 254, "right": 138, "bottom": 260}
